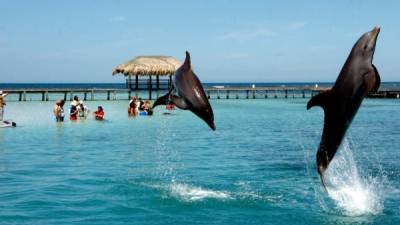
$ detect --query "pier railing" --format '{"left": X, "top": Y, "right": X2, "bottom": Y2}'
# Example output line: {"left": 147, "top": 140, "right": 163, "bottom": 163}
{"left": 2, "top": 86, "right": 399, "bottom": 101}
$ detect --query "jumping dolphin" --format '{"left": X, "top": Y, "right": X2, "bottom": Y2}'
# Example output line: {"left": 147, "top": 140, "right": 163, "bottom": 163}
{"left": 307, "top": 26, "right": 381, "bottom": 189}
{"left": 153, "top": 51, "right": 216, "bottom": 130}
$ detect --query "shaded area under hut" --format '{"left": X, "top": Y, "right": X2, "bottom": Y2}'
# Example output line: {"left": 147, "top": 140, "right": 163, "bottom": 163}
{"left": 112, "top": 56, "right": 182, "bottom": 94}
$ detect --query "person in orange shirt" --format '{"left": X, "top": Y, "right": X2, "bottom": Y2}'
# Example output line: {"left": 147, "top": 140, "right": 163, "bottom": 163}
{"left": 93, "top": 106, "right": 105, "bottom": 120}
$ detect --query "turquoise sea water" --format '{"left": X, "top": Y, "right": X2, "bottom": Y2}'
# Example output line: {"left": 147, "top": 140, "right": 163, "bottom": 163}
{"left": 0, "top": 99, "right": 399, "bottom": 224}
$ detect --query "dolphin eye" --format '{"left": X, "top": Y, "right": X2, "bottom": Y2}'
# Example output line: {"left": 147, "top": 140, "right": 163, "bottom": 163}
{"left": 364, "top": 44, "right": 368, "bottom": 50}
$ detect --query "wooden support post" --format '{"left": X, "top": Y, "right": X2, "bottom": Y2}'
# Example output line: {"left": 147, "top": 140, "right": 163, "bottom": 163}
{"left": 246, "top": 90, "right": 249, "bottom": 99}
{"left": 302, "top": 90, "right": 305, "bottom": 98}
{"left": 113, "top": 91, "right": 117, "bottom": 100}
{"left": 19, "top": 92, "right": 22, "bottom": 101}
{"left": 84, "top": 92, "right": 87, "bottom": 101}
{"left": 91, "top": 90, "right": 94, "bottom": 101}
{"left": 217, "top": 90, "right": 220, "bottom": 99}
{"left": 226, "top": 90, "right": 230, "bottom": 99}
{"left": 285, "top": 89, "right": 288, "bottom": 98}
{"left": 128, "top": 90, "right": 131, "bottom": 100}
{"left": 207, "top": 90, "right": 210, "bottom": 99}
{"left": 169, "top": 75, "right": 172, "bottom": 89}
{"left": 265, "top": 90, "right": 268, "bottom": 99}
{"left": 156, "top": 75, "right": 160, "bottom": 90}
{"left": 64, "top": 92, "right": 67, "bottom": 101}
{"left": 42, "top": 92, "right": 45, "bottom": 101}
{"left": 149, "top": 75, "right": 152, "bottom": 100}
{"left": 69, "top": 92, "right": 73, "bottom": 101}
{"left": 107, "top": 91, "right": 110, "bottom": 100}
{"left": 274, "top": 89, "right": 277, "bottom": 98}
{"left": 23, "top": 91, "right": 27, "bottom": 101}
{"left": 252, "top": 90, "right": 256, "bottom": 99}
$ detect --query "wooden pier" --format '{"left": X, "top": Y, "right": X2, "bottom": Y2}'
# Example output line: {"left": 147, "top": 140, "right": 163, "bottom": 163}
{"left": 2, "top": 86, "right": 400, "bottom": 102}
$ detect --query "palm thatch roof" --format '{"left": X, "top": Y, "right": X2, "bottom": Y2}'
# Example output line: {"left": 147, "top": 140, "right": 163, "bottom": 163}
{"left": 112, "top": 56, "right": 182, "bottom": 76}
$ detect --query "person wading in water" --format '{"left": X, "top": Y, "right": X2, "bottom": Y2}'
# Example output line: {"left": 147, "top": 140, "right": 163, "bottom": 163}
{"left": 0, "top": 91, "right": 9, "bottom": 121}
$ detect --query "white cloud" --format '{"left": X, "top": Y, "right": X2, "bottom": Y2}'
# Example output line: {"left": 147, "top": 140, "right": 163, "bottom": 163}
{"left": 217, "top": 24, "right": 276, "bottom": 41}
{"left": 109, "top": 16, "right": 126, "bottom": 23}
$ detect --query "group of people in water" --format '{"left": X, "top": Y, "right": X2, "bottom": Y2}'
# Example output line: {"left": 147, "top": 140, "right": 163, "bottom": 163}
{"left": 0, "top": 91, "right": 174, "bottom": 123}
{"left": 53, "top": 96, "right": 106, "bottom": 122}
{"left": 127, "top": 97, "right": 154, "bottom": 116}
{"left": 52, "top": 96, "right": 105, "bottom": 122}
{"left": 51, "top": 95, "right": 164, "bottom": 122}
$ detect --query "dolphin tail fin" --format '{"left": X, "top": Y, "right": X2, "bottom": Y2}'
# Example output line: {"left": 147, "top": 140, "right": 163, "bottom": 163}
{"left": 307, "top": 90, "right": 332, "bottom": 110}
{"left": 372, "top": 64, "right": 381, "bottom": 92}
{"left": 153, "top": 93, "right": 170, "bottom": 109}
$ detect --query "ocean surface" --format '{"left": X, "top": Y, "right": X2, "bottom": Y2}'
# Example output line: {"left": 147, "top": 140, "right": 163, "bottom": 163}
{"left": 0, "top": 96, "right": 399, "bottom": 224}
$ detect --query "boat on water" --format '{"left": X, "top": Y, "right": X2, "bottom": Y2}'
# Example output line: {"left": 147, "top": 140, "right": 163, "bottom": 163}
{"left": 0, "top": 120, "right": 16, "bottom": 128}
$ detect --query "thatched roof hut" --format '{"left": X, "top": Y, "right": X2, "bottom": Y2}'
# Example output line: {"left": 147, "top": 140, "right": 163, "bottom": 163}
{"left": 112, "top": 56, "right": 182, "bottom": 97}
{"left": 112, "top": 56, "right": 182, "bottom": 76}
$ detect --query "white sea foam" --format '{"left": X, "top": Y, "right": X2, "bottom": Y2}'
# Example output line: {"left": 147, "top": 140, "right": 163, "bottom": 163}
{"left": 169, "top": 183, "right": 232, "bottom": 202}
{"left": 324, "top": 140, "right": 384, "bottom": 216}
{"left": 235, "top": 181, "right": 283, "bottom": 203}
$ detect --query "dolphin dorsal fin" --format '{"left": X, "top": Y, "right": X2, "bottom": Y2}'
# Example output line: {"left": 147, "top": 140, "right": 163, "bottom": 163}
{"left": 182, "top": 51, "right": 191, "bottom": 70}
{"left": 307, "top": 90, "right": 332, "bottom": 111}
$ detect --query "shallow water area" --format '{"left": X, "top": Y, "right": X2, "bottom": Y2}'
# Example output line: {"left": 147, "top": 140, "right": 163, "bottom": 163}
{"left": 0, "top": 99, "right": 399, "bottom": 224}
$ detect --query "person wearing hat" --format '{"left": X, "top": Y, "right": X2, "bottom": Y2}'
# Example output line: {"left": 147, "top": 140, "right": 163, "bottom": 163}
{"left": 0, "top": 91, "right": 9, "bottom": 121}
{"left": 53, "top": 100, "right": 65, "bottom": 122}
{"left": 69, "top": 96, "right": 80, "bottom": 121}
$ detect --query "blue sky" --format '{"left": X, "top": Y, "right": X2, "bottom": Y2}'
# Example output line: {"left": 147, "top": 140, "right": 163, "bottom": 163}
{"left": 0, "top": 1, "right": 399, "bottom": 83}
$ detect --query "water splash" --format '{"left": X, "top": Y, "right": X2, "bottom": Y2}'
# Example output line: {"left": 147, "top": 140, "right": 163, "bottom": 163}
{"left": 169, "top": 182, "right": 232, "bottom": 202}
{"left": 324, "top": 140, "right": 384, "bottom": 216}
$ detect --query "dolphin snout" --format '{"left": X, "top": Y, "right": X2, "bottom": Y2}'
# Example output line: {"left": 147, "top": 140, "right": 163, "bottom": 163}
{"left": 367, "top": 26, "right": 380, "bottom": 49}
{"left": 371, "top": 26, "right": 380, "bottom": 39}
{"left": 373, "top": 26, "right": 380, "bottom": 33}
{"left": 209, "top": 122, "right": 216, "bottom": 131}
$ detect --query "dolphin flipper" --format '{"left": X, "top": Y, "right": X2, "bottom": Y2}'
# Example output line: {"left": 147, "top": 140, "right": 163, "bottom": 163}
{"left": 153, "top": 87, "right": 175, "bottom": 109}
{"left": 153, "top": 93, "right": 189, "bottom": 110}
{"left": 171, "top": 95, "right": 189, "bottom": 110}
{"left": 307, "top": 90, "right": 333, "bottom": 110}
{"left": 372, "top": 64, "right": 381, "bottom": 92}
{"left": 153, "top": 93, "right": 170, "bottom": 108}
{"left": 362, "top": 65, "right": 381, "bottom": 93}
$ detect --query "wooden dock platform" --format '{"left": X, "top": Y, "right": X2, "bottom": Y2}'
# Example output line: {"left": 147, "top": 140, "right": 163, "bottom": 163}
{"left": 2, "top": 86, "right": 399, "bottom": 101}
